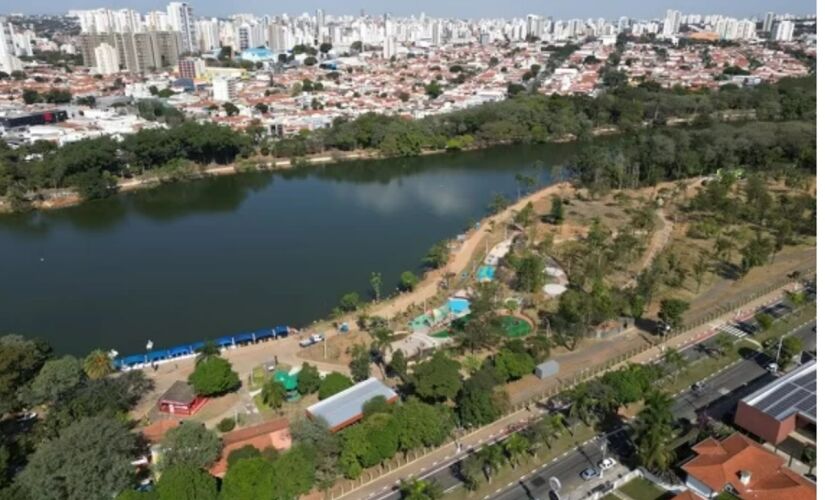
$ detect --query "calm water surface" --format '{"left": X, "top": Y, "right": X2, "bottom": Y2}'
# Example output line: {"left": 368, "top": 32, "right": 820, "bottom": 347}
{"left": 0, "top": 141, "right": 588, "bottom": 355}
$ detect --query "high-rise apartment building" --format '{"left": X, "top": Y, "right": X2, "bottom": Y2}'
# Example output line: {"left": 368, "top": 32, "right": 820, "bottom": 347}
{"left": 763, "top": 12, "right": 775, "bottom": 33}
{"left": 166, "top": 2, "right": 196, "bottom": 53}
{"left": 771, "top": 20, "right": 794, "bottom": 41}
{"left": 213, "top": 77, "right": 238, "bottom": 102}
{"left": 526, "top": 14, "right": 543, "bottom": 38}
{"left": 94, "top": 42, "right": 119, "bottom": 74}
{"left": 80, "top": 31, "right": 181, "bottom": 74}
{"left": 662, "top": 9, "right": 682, "bottom": 36}
{"left": 0, "top": 19, "right": 23, "bottom": 73}
{"left": 196, "top": 19, "right": 220, "bottom": 51}
{"left": 268, "top": 22, "right": 290, "bottom": 52}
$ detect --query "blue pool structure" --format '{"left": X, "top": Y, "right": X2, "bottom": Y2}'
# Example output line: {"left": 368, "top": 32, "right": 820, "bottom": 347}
{"left": 114, "top": 325, "right": 291, "bottom": 370}
{"left": 448, "top": 297, "right": 471, "bottom": 316}
{"left": 476, "top": 265, "right": 496, "bottom": 282}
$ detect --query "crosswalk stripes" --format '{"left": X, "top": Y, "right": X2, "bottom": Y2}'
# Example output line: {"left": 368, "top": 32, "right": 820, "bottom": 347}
{"left": 718, "top": 324, "right": 748, "bottom": 338}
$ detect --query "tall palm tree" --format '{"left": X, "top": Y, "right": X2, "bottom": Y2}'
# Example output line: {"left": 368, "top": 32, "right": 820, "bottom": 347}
{"left": 504, "top": 433, "right": 529, "bottom": 468}
{"left": 196, "top": 340, "right": 221, "bottom": 363}
{"left": 460, "top": 454, "right": 484, "bottom": 490}
{"left": 369, "top": 327, "right": 394, "bottom": 378}
{"left": 634, "top": 390, "right": 676, "bottom": 472}
{"left": 479, "top": 444, "right": 506, "bottom": 482}
{"left": 83, "top": 349, "right": 113, "bottom": 380}
{"left": 399, "top": 478, "right": 443, "bottom": 500}
{"left": 569, "top": 384, "right": 599, "bottom": 428}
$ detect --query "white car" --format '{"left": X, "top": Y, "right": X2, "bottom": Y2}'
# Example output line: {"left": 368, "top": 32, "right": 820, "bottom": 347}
{"left": 580, "top": 467, "right": 600, "bottom": 481}
{"left": 598, "top": 458, "right": 617, "bottom": 471}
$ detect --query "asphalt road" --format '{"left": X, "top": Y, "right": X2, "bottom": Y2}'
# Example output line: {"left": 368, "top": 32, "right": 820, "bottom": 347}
{"left": 489, "top": 319, "right": 816, "bottom": 500}
{"left": 371, "top": 305, "right": 816, "bottom": 500}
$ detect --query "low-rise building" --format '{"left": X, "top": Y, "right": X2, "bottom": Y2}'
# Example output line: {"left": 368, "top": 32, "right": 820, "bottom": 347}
{"left": 680, "top": 433, "right": 815, "bottom": 500}
{"left": 306, "top": 377, "right": 398, "bottom": 432}
{"left": 734, "top": 360, "right": 816, "bottom": 445}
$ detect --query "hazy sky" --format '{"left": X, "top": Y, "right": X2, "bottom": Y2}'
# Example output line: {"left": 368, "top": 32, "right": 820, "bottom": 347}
{"left": 4, "top": 0, "right": 816, "bottom": 19}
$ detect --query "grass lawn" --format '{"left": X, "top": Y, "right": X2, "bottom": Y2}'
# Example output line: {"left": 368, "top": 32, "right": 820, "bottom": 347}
{"left": 250, "top": 365, "right": 267, "bottom": 390}
{"left": 501, "top": 315, "right": 532, "bottom": 337}
{"left": 618, "top": 477, "right": 668, "bottom": 500}
{"left": 601, "top": 495, "right": 622, "bottom": 500}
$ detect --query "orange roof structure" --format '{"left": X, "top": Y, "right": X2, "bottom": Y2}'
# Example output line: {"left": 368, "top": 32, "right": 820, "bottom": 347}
{"left": 209, "top": 418, "right": 292, "bottom": 476}
{"left": 681, "top": 433, "right": 815, "bottom": 500}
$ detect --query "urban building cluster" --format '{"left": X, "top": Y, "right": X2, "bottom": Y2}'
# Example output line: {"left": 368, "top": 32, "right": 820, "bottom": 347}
{"left": 0, "top": 6, "right": 816, "bottom": 145}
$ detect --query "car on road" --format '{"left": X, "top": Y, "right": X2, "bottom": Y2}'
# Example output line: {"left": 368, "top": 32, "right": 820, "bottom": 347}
{"left": 767, "top": 362, "right": 779, "bottom": 374}
{"left": 580, "top": 467, "right": 600, "bottom": 481}
{"left": 299, "top": 334, "right": 325, "bottom": 347}
{"left": 692, "top": 380, "right": 707, "bottom": 392}
{"left": 598, "top": 458, "right": 617, "bottom": 471}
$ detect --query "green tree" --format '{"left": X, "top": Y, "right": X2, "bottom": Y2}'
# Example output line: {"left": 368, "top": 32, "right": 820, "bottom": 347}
{"left": 740, "top": 236, "right": 773, "bottom": 275}
{"left": 369, "top": 272, "right": 382, "bottom": 301}
{"left": 160, "top": 421, "right": 222, "bottom": 470}
{"left": 0, "top": 335, "right": 51, "bottom": 413}
{"left": 634, "top": 391, "right": 675, "bottom": 472}
{"left": 349, "top": 343, "right": 372, "bottom": 382}
{"left": 83, "top": 349, "right": 113, "bottom": 380}
{"left": 550, "top": 196, "right": 564, "bottom": 223}
{"left": 755, "top": 313, "right": 773, "bottom": 332}
{"left": 658, "top": 298, "right": 690, "bottom": 329}
{"left": 188, "top": 356, "right": 240, "bottom": 396}
{"left": 219, "top": 457, "right": 274, "bottom": 500}
{"left": 399, "top": 478, "right": 443, "bottom": 499}
{"left": 411, "top": 351, "right": 462, "bottom": 402}
{"left": 289, "top": 419, "right": 340, "bottom": 488}
{"left": 422, "top": 240, "right": 450, "bottom": 269}
{"left": 514, "top": 253, "right": 544, "bottom": 293}
{"left": 388, "top": 349, "right": 408, "bottom": 379}
{"left": 339, "top": 292, "right": 361, "bottom": 312}
{"left": 222, "top": 102, "right": 240, "bottom": 116}
{"left": 456, "top": 317, "right": 501, "bottom": 353}
{"left": 503, "top": 433, "right": 529, "bottom": 468}
{"left": 226, "top": 445, "right": 262, "bottom": 468}
{"left": 27, "top": 355, "right": 85, "bottom": 405}
{"left": 456, "top": 371, "right": 508, "bottom": 427}
{"left": 156, "top": 465, "right": 217, "bottom": 500}
{"left": 19, "top": 416, "right": 137, "bottom": 500}
{"left": 399, "top": 270, "right": 419, "bottom": 291}
{"left": 261, "top": 379, "right": 287, "bottom": 409}
{"left": 318, "top": 372, "right": 353, "bottom": 400}
{"left": 494, "top": 347, "right": 536, "bottom": 381}
{"left": 488, "top": 193, "right": 509, "bottom": 214}
{"left": 297, "top": 362, "right": 321, "bottom": 395}
{"left": 394, "top": 398, "right": 454, "bottom": 453}
{"left": 424, "top": 80, "right": 442, "bottom": 99}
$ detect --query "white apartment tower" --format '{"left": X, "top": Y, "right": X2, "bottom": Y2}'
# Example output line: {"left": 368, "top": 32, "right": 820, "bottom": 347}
{"left": 526, "top": 14, "right": 543, "bottom": 38}
{"left": 432, "top": 20, "right": 442, "bottom": 46}
{"left": 213, "top": 77, "right": 238, "bottom": 102}
{"left": 0, "top": 19, "right": 23, "bottom": 73}
{"left": 94, "top": 42, "right": 119, "bottom": 74}
{"left": 167, "top": 2, "right": 196, "bottom": 53}
{"left": 772, "top": 20, "right": 794, "bottom": 41}
{"left": 763, "top": 12, "right": 775, "bottom": 33}
{"left": 382, "top": 16, "right": 396, "bottom": 59}
{"left": 315, "top": 9, "right": 325, "bottom": 41}
{"left": 196, "top": 19, "right": 220, "bottom": 51}
{"left": 663, "top": 9, "right": 682, "bottom": 36}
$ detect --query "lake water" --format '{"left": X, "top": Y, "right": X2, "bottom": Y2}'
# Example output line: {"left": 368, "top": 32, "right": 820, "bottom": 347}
{"left": 0, "top": 141, "right": 586, "bottom": 355}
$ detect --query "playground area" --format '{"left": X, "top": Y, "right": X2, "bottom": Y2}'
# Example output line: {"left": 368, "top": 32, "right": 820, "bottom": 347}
{"left": 429, "top": 314, "right": 533, "bottom": 339}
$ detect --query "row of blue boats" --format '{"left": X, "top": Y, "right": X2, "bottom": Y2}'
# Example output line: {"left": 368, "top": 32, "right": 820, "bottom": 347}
{"left": 114, "top": 326, "right": 291, "bottom": 370}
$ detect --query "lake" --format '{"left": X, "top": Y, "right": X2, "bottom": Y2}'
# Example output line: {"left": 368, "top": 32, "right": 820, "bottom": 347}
{"left": 0, "top": 141, "right": 587, "bottom": 355}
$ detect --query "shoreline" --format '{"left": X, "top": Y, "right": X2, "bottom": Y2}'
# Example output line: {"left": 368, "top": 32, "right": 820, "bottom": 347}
{"left": 0, "top": 107, "right": 756, "bottom": 214}
{"left": 114, "top": 180, "right": 575, "bottom": 369}
{"left": 2, "top": 127, "right": 617, "bottom": 213}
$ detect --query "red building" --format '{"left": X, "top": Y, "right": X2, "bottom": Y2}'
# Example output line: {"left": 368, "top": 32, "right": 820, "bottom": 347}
{"left": 734, "top": 361, "right": 816, "bottom": 445}
{"left": 158, "top": 381, "right": 208, "bottom": 416}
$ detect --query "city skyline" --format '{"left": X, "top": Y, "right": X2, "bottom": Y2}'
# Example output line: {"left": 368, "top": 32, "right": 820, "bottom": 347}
{"left": 2, "top": 0, "right": 817, "bottom": 20}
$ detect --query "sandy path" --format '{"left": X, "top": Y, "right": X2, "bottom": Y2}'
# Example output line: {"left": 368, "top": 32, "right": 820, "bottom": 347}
{"left": 371, "top": 182, "right": 576, "bottom": 319}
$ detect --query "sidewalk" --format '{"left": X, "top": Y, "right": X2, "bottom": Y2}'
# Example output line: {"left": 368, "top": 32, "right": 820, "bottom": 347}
{"left": 332, "top": 407, "right": 542, "bottom": 500}
{"left": 628, "top": 283, "right": 799, "bottom": 366}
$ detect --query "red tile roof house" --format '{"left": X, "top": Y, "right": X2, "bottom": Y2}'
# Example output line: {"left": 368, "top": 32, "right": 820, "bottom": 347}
{"left": 680, "top": 433, "right": 815, "bottom": 500}
{"left": 157, "top": 380, "right": 208, "bottom": 416}
{"left": 210, "top": 418, "right": 292, "bottom": 477}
